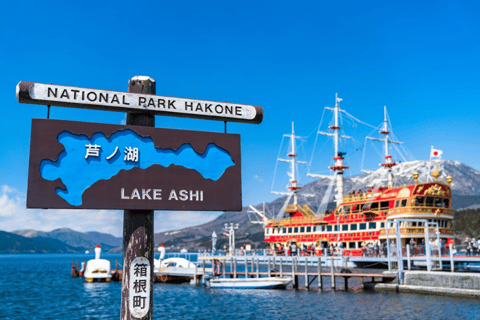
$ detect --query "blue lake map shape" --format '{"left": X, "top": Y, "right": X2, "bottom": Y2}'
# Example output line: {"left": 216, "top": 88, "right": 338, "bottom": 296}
{"left": 40, "top": 130, "right": 235, "bottom": 206}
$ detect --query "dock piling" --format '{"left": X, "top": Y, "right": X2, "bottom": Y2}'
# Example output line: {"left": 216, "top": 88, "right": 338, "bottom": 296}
{"left": 280, "top": 257, "right": 283, "bottom": 277}
{"left": 256, "top": 258, "right": 260, "bottom": 278}
{"left": 234, "top": 258, "right": 237, "bottom": 278}
{"left": 305, "top": 257, "right": 309, "bottom": 289}
{"left": 268, "top": 257, "right": 271, "bottom": 278}
{"left": 331, "top": 256, "right": 335, "bottom": 290}
{"left": 318, "top": 257, "right": 322, "bottom": 291}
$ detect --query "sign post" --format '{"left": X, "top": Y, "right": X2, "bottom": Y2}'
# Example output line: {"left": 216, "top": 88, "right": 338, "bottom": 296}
{"left": 19, "top": 76, "right": 263, "bottom": 320}
{"left": 121, "top": 76, "right": 155, "bottom": 320}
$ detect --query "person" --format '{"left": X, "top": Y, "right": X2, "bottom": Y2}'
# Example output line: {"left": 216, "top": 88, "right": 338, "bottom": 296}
{"left": 361, "top": 242, "right": 367, "bottom": 257}
{"left": 374, "top": 241, "right": 380, "bottom": 257}
{"left": 382, "top": 241, "right": 387, "bottom": 257}
{"left": 409, "top": 238, "right": 416, "bottom": 255}
{"left": 291, "top": 242, "right": 298, "bottom": 256}
{"left": 471, "top": 238, "right": 477, "bottom": 256}
{"left": 240, "top": 246, "right": 244, "bottom": 255}
{"left": 311, "top": 244, "right": 316, "bottom": 256}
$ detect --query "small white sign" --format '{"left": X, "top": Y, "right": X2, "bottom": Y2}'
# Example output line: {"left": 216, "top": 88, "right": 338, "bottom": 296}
{"left": 17, "top": 82, "right": 262, "bottom": 123}
{"left": 129, "top": 257, "right": 151, "bottom": 318}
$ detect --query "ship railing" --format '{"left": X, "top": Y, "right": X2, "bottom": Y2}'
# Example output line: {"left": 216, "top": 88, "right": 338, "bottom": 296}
{"left": 389, "top": 206, "right": 455, "bottom": 216}
{"left": 380, "top": 227, "right": 454, "bottom": 237}
{"left": 267, "top": 216, "right": 315, "bottom": 226}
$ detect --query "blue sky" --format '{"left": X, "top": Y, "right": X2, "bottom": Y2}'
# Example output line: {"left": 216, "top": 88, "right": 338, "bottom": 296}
{"left": 1, "top": 0, "right": 480, "bottom": 236}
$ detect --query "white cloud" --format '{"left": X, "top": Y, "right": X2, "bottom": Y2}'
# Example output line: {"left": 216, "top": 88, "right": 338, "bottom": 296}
{"left": 0, "top": 184, "right": 222, "bottom": 237}
{"left": 0, "top": 184, "right": 123, "bottom": 236}
{"left": 154, "top": 211, "right": 222, "bottom": 232}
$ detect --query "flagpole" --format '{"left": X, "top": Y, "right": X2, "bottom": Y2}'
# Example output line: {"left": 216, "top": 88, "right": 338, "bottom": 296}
{"left": 430, "top": 146, "right": 433, "bottom": 161}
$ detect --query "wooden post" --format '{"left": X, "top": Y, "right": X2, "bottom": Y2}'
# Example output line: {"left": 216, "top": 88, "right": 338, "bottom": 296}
{"left": 280, "top": 257, "right": 283, "bottom": 277}
{"left": 223, "top": 260, "right": 226, "bottom": 278}
{"left": 292, "top": 257, "right": 296, "bottom": 288}
{"left": 194, "top": 264, "right": 198, "bottom": 286}
{"left": 121, "top": 76, "right": 155, "bottom": 320}
{"left": 202, "top": 259, "right": 206, "bottom": 285}
{"left": 305, "top": 256, "right": 309, "bottom": 289}
{"left": 407, "top": 244, "right": 411, "bottom": 270}
{"left": 450, "top": 244, "right": 454, "bottom": 272}
{"left": 294, "top": 257, "right": 299, "bottom": 289}
{"left": 331, "top": 256, "right": 335, "bottom": 290}
{"left": 268, "top": 257, "right": 271, "bottom": 278}
{"left": 318, "top": 257, "right": 322, "bottom": 291}
{"left": 234, "top": 258, "right": 237, "bottom": 278}
{"left": 251, "top": 258, "right": 254, "bottom": 278}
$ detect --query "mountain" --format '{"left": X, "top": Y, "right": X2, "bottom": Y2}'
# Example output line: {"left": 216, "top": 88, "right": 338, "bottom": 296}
{"left": 154, "top": 160, "right": 480, "bottom": 250}
{"left": 13, "top": 228, "right": 122, "bottom": 252}
{"left": 0, "top": 230, "right": 83, "bottom": 253}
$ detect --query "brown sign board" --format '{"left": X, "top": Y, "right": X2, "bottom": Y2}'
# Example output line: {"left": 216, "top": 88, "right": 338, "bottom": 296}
{"left": 17, "top": 81, "right": 263, "bottom": 124}
{"left": 27, "top": 119, "right": 242, "bottom": 210}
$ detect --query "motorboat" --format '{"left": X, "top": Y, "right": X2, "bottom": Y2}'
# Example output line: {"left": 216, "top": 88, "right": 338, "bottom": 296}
{"left": 209, "top": 277, "right": 292, "bottom": 289}
{"left": 153, "top": 244, "right": 197, "bottom": 284}
{"left": 154, "top": 257, "right": 197, "bottom": 284}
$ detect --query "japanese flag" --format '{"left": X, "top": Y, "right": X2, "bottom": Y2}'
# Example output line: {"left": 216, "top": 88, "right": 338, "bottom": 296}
{"left": 431, "top": 147, "right": 443, "bottom": 158}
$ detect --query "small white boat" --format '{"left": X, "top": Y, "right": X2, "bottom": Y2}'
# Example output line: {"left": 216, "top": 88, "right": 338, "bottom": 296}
{"left": 154, "top": 257, "right": 197, "bottom": 284}
{"left": 84, "top": 245, "right": 112, "bottom": 283}
{"left": 209, "top": 277, "right": 292, "bottom": 289}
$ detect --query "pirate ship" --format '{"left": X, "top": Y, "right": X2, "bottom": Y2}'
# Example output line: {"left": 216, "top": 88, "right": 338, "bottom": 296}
{"left": 261, "top": 96, "right": 454, "bottom": 256}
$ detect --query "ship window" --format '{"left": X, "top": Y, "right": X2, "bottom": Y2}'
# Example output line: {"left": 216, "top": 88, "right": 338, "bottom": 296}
{"left": 371, "top": 202, "right": 379, "bottom": 210}
{"left": 342, "top": 224, "right": 348, "bottom": 231}
{"left": 435, "top": 198, "right": 443, "bottom": 207}
{"left": 312, "top": 226, "right": 316, "bottom": 232}
{"left": 395, "top": 200, "right": 399, "bottom": 208}
{"left": 381, "top": 222, "right": 385, "bottom": 228}
{"left": 307, "top": 226, "right": 311, "bottom": 233}
{"left": 350, "top": 224, "right": 357, "bottom": 231}
{"left": 412, "top": 222, "right": 417, "bottom": 227}
{"left": 334, "top": 225, "right": 339, "bottom": 231}
{"left": 327, "top": 226, "right": 332, "bottom": 232}
{"left": 288, "top": 227, "right": 292, "bottom": 233}
{"left": 369, "top": 222, "right": 377, "bottom": 229}
{"left": 443, "top": 199, "right": 449, "bottom": 208}
{"left": 283, "top": 228, "right": 286, "bottom": 234}
{"left": 359, "top": 223, "right": 367, "bottom": 230}
{"left": 425, "top": 197, "right": 434, "bottom": 207}
{"left": 401, "top": 199, "right": 408, "bottom": 207}
{"left": 380, "top": 201, "right": 389, "bottom": 210}
{"left": 352, "top": 205, "right": 359, "bottom": 213}
{"left": 349, "top": 242, "right": 356, "bottom": 249}
{"left": 415, "top": 197, "right": 425, "bottom": 206}
{"left": 321, "top": 226, "right": 326, "bottom": 232}
{"left": 301, "top": 227, "right": 305, "bottom": 233}
{"left": 294, "top": 227, "right": 299, "bottom": 233}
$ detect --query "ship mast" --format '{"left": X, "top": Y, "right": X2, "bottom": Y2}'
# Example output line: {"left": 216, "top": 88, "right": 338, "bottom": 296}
{"left": 287, "top": 122, "right": 302, "bottom": 205}
{"left": 329, "top": 94, "right": 349, "bottom": 207}
{"left": 365, "top": 106, "right": 403, "bottom": 188}
{"left": 379, "top": 106, "right": 396, "bottom": 187}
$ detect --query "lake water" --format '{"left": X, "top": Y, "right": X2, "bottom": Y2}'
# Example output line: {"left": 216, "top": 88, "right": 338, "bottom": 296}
{"left": 1, "top": 253, "right": 480, "bottom": 319}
